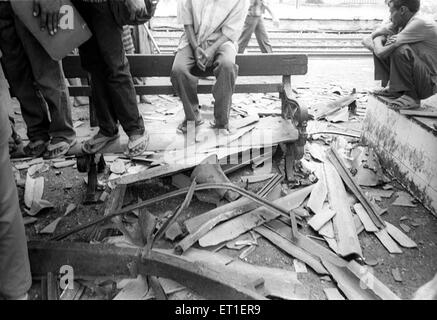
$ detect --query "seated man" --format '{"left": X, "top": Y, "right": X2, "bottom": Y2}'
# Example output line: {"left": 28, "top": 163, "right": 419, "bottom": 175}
{"left": 171, "top": 0, "right": 249, "bottom": 133}
{"left": 0, "top": 1, "right": 76, "bottom": 159}
{"left": 362, "top": 0, "right": 437, "bottom": 110}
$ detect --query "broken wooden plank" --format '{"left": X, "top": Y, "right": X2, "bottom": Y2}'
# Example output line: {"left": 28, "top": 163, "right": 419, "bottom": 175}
{"left": 154, "top": 179, "right": 197, "bottom": 242}
{"left": 241, "top": 174, "right": 275, "bottom": 184}
{"left": 392, "top": 191, "right": 416, "bottom": 207}
{"left": 181, "top": 248, "right": 308, "bottom": 300}
{"left": 322, "top": 260, "right": 377, "bottom": 300}
{"left": 323, "top": 287, "right": 345, "bottom": 300}
{"left": 24, "top": 174, "right": 44, "bottom": 208}
{"left": 184, "top": 174, "right": 282, "bottom": 233}
{"left": 384, "top": 221, "right": 417, "bottom": 248}
{"left": 114, "top": 275, "right": 149, "bottom": 300}
{"left": 148, "top": 276, "right": 168, "bottom": 300}
{"left": 374, "top": 228, "right": 403, "bottom": 254}
{"left": 175, "top": 181, "right": 283, "bottom": 254}
{"left": 308, "top": 203, "right": 336, "bottom": 232}
{"left": 399, "top": 110, "right": 437, "bottom": 118}
{"left": 255, "top": 225, "right": 328, "bottom": 275}
{"left": 27, "top": 241, "right": 267, "bottom": 300}
{"left": 307, "top": 166, "right": 328, "bottom": 215}
{"left": 353, "top": 203, "right": 379, "bottom": 233}
{"left": 324, "top": 161, "right": 362, "bottom": 258}
{"left": 347, "top": 260, "right": 400, "bottom": 300}
{"left": 327, "top": 147, "right": 385, "bottom": 230}
{"left": 198, "top": 185, "right": 314, "bottom": 248}
{"left": 266, "top": 219, "right": 348, "bottom": 268}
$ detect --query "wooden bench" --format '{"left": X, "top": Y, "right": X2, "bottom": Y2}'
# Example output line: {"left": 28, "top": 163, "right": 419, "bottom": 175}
{"left": 62, "top": 53, "right": 309, "bottom": 202}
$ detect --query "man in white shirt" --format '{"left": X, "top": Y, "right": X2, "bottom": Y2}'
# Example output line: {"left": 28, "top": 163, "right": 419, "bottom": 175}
{"left": 171, "top": 0, "right": 249, "bottom": 133}
{"left": 363, "top": 0, "right": 437, "bottom": 109}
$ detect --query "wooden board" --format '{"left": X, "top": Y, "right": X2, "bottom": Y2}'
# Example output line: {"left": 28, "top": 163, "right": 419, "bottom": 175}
{"left": 347, "top": 260, "right": 400, "bottom": 300}
{"left": 27, "top": 241, "right": 266, "bottom": 300}
{"left": 324, "top": 288, "right": 345, "bottom": 300}
{"left": 321, "top": 260, "right": 377, "bottom": 300}
{"left": 307, "top": 166, "right": 328, "bottom": 215}
{"left": 266, "top": 220, "right": 348, "bottom": 268}
{"left": 62, "top": 54, "right": 308, "bottom": 78}
{"left": 399, "top": 110, "right": 437, "bottom": 118}
{"left": 198, "top": 185, "right": 314, "bottom": 247}
{"left": 181, "top": 248, "right": 308, "bottom": 300}
{"left": 374, "top": 228, "right": 403, "bottom": 254}
{"left": 308, "top": 203, "right": 336, "bottom": 231}
{"left": 324, "top": 162, "right": 362, "bottom": 258}
{"left": 384, "top": 221, "right": 417, "bottom": 248}
{"left": 353, "top": 203, "right": 379, "bottom": 233}
{"left": 255, "top": 226, "right": 328, "bottom": 275}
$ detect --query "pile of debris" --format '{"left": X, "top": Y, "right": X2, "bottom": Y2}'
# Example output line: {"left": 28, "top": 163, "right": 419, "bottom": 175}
{"left": 16, "top": 91, "right": 422, "bottom": 300}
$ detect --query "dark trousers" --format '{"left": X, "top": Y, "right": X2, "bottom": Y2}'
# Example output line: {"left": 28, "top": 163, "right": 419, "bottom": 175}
{"left": 238, "top": 15, "right": 273, "bottom": 54}
{"left": 0, "top": 65, "right": 32, "bottom": 299}
{"left": 171, "top": 43, "right": 238, "bottom": 127}
{"left": 374, "top": 44, "right": 437, "bottom": 100}
{"left": 0, "top": 2, "right": 75, "bottom": 144}
{"left": 73, "top": 0, "right": 144, "bottom": 137}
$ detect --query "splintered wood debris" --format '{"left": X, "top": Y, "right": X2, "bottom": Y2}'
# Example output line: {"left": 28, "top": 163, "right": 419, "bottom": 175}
{"left": 23, "top": 98, "right": 425, "bottom": 301}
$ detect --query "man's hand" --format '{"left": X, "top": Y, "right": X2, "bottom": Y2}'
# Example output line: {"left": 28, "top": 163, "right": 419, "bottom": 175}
{"left": 195, "top": 46, "right": 206, "bottom": 71}
{"left": 125, "top": 0, "right": 147, "bottom": 20}
{"left": 385, "top": 35, "right": 397, "bottom": 46}
{"left": 33, "top": 0, "right": 62, "bottom": 36}
{"left": 362, "top": 36, "right": 374, "bottom": 52}
{"left": 199, "top": 46, "right": 215, "bottom": 69}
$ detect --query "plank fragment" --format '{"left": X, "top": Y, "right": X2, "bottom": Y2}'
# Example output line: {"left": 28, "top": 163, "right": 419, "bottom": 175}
{"left": 374, "top": 228, "right": 403, "bottom": 254}
{"left": 198, "top": 185, "right": 314, "bottom": 247}
{"left": 324, "top": 161, "right": 362, "bottom": 258}
{"left": 354, "top": 203, "right": 379, "bottom": 232}
{"left": 347, "top": 260, "right": 400, "bottom": 300}
{"left": 384, "top": 221, "right": 417, "bottom": 248}
{"left": 322, "top": 260, "right": 377, "bottom": 300}
{"left": 255, "top": 226, "right": 328, "bottom": 275}
{"left": 307, "top": 165, "right": 328, "bottom": 215}
{"left": 324, "top": 288, "right": 345, "bottom": 300}
{"left": 308, "top": 203, "right": 336, "bottom": 231}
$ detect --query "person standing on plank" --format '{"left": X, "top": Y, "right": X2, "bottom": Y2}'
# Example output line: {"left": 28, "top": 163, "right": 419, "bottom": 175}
{"left": 171, "top": 0, "right": 249, "bottom": 134}
{"left": 0, "top": 53, "right": 32, "bottom": 301}
{"left": 0, "top": 1, "right": 76, "bottom": 159}
{"left": 362, "top": 0, "right": 437, "bottom": 110}
{"left": 32, "top": 0, "right": 150, "bottom": 156}
{"left": 238, "top": 0, "right": 279, "bottom": 54}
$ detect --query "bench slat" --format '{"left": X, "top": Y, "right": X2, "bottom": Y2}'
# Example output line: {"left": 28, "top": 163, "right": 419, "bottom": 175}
{"left": 69, "top": 83, "right": 282, "bottom": 96}
{"left": 62, "top": 54, "right": 308, "bottom": 78}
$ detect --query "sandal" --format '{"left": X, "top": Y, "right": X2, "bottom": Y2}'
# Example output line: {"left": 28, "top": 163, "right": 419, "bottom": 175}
{"left": 177, "top": 119, "right": 204, "bottom": 134}
{"left": 24, "top": 140, "right": 49, "bottom": 158}
{"left": 389, "top": 95, "right": 421, "bottom": 110}
{"left": 43, "top": 140, "right": 77, "bottom": 159}
{"left": 82, "top": 132, "right": 120, "bottom": 154}
{"left": 372, "top": 87, "right": 402, "bottom": 98}
{"left": 125, "top": 133, "right": 150, "bottom": 157}
{"left": 209, "top": 121, "right": 235, "bottom": 134}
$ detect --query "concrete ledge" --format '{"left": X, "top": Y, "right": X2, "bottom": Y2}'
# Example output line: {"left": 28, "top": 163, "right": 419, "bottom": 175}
{"left": 362, "top": 95, "right": 437, "bottom": 216}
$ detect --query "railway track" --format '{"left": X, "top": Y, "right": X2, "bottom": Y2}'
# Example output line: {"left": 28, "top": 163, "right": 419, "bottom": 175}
{"left": 150, "top": 29, "right": 372, "bottom": 57}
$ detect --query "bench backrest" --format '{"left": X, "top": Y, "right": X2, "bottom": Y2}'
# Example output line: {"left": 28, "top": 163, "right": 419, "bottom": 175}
{"left": 63, "top": 53, "right": 308, "bottom": 78}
